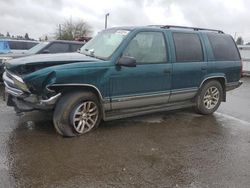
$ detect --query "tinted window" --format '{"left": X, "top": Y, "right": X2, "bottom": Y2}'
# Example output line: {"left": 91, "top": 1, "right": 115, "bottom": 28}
{"left": 207, "top": 33, "right": 240, "bottom": 61}
{"left": 70, "top": 44, "right": 83, "bottom": 52}
{"left": 123, "top": 32, "right": 167, "bottom": 63}
{"left": 45, "top": 43, "right": 70, "bottom": 53}
{"left": 173, "top": 33, "right": 203, "bottom": 62}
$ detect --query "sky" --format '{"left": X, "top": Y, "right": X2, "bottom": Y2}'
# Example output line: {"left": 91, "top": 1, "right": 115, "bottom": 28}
{"left": 0, "top": 0, "right": 250, "bottom": 42}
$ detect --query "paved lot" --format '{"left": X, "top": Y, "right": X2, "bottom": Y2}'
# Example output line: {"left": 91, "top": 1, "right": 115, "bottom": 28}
{"left": 0, "top": 78, "right": 250, "bottom": 188}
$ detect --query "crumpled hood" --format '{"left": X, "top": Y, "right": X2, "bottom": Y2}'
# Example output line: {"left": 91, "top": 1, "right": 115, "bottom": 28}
{"left": 5, "top": 52, "right": 99, "bottom": 75}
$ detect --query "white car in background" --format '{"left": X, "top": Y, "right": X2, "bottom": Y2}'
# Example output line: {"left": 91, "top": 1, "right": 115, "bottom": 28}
{"left": 238, "top": 45, "right": 250, "bottom": 75}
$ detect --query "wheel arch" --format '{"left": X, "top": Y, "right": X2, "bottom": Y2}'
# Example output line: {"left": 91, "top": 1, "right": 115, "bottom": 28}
{"left": 48, "top": 84, "right": 104, "bottom": 100}
{"left": 199, "top": 76, "right": 227, "bottom": 102}
{"left": 48, "top": 84, "right": 108, "bottom": 118}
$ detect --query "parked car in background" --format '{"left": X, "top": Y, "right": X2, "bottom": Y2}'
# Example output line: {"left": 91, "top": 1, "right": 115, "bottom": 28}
{"left": 0, "top": 40, "right": 85, "bottom": 80}
{"left": 0, "top": 39, "right": 38, "bottom": 54}
{"left": 3, "top": 25, "right": 242, "bottom": 137}
{"left": 26, "top": 40, "right": 85, "bottom": 55}
{"left": 0, "top": 39, "right": 38, "bottom": 79}
{"left": 0, "top": 40, "right": 11, "bottom": 54}
{"left": 238, "top": 45, "right": 250, "bottom": 75}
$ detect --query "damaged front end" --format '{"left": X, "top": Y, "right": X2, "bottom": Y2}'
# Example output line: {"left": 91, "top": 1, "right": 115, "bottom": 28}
{"left": 3, "top": 70, "right": 61, "bottom": 113}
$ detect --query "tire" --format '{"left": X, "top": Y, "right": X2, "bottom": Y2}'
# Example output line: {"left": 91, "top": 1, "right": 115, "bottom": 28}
{"left": 53, "top": 91, "right": 102, "bottom": 137}
{"left": 195, "top": 80, "right": 223, "bottom": 115}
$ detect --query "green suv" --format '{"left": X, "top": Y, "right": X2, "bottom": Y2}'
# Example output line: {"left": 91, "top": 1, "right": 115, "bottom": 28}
{"left": 3, "top": 25, "right": 242, "bottom": 137}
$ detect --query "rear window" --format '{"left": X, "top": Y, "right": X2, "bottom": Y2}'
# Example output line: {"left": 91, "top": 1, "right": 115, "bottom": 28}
{"left": 173, "top": 33, "right": 203, "bottom": 62}
{"left": 207, "top": 33, "right": 240, "bottom": 61}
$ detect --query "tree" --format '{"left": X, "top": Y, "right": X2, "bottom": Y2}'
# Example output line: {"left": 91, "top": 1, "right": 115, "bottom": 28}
{"left": 6, "top": 32, "right": 10, "bottom": 38}
{"left": 56, "top": 19, "right": 92, "bottom": 40}
{"left": 24, "top": 33, "right": 30, "bottom": 40}
{"left": 45, "top": 35, "right": 48, "bottom": 41}
{"left": 236, "top": 36, "right": 244, "bottom": 45}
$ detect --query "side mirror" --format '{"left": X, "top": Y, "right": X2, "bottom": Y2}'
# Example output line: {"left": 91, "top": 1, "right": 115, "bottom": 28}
{"left": 42, "top": 50, "right": 50, "bottom": 54}
{"left": 117, "top": 56, "right": 136, "bottom": 67}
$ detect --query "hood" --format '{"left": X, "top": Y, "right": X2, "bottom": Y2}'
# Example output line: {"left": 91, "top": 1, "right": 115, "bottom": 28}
{"left": 5, "top": 52, "right": 99, "bottom": 75}
{"left": 0, "top": 52, "right": 27, "bottom": 59}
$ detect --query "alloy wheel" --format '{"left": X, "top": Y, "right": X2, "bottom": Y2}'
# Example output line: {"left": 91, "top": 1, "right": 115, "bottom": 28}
{"left": 203, "top": 86, "right": 220, "bottom": 110}
{"left": 72, "top": 101, "right": 98, "bottom": 134}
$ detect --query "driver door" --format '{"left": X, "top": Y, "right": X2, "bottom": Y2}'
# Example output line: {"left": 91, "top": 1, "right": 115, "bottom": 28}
{"left": 110, "top": 31, "right": 172, "bottom": 110}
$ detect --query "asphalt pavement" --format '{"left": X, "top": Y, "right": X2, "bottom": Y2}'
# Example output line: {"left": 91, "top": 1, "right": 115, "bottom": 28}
{"left": 0, "top": 77, "right": 250, "bottom": 188}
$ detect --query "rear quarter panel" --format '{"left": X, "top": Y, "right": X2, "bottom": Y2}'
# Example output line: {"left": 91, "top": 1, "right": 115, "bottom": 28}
{"left": 202, "top": 33, "right": 241, "bottom": 83}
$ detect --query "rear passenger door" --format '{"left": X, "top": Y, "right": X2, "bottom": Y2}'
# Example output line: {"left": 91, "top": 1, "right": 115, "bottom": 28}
{"left": 170, "top": 32, "right": 206, "bottom": 102}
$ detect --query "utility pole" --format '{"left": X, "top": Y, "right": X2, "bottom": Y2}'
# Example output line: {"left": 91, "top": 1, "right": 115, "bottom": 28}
{"left": 105, "top": 13, "right": 110, "bottom": 29}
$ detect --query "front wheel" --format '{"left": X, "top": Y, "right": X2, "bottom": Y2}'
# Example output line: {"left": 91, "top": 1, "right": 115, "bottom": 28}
{"left": 195, "top": 80, "right": 223, "bottom": 115}
{"left": 53, "top": 91, "right": 102, "bottom": 137}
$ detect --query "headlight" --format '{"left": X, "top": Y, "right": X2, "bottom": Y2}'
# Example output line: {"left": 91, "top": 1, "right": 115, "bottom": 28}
{"left": 14, "top": 79, "right": 29, "bottom": 92}
{"left": 5, "top": 71, "right": 30, "bottom": 92}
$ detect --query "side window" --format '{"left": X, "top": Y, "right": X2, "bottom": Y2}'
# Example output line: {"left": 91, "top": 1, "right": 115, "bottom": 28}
{"left": 70, "top": 44, "right": 83, "bottom": 52}
{"left": 123, "top": 32, "right": 167, "bottom": 64}
{"left": 173, "top": 33, "right": 203, "bottom": 62}
{"left": 207, "top": 33, "right": 240, "bottom": 61}
{"left": 8, "top": 41, "right": 27, "bottom": 50}
{"left": 46, "top": 43, "right": 70, "bottom": 53}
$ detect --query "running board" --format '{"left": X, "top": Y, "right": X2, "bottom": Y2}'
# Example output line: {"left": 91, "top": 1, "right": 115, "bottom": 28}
{"left": 104, "top": 101, "right": 195, "bottom": 121}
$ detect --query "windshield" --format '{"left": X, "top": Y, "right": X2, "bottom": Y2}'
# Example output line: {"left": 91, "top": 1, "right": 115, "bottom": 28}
{"left": 80, "top": 29, "right": 130, "bottom": 59}
{"left": 26, "top": 42, "right": 49, "bottom": 54}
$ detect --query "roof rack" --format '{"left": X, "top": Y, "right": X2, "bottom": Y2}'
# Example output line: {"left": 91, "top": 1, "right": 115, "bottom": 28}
{"left": 149, "top": 25, "right": 224, "bottom": 34}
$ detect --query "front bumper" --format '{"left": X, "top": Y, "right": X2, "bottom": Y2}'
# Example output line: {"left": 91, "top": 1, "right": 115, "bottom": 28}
{"left": 3, "top": 71, "right": 61, "bottom": 112}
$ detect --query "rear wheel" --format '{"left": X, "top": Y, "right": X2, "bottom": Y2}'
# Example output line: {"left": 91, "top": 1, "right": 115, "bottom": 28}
{"left": 53, "top": 91, "right": 102, "bottom": 137}
{"left": 195, "top": 80, "right": 223, "bottom": 115}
